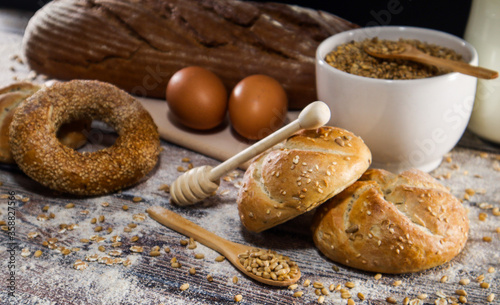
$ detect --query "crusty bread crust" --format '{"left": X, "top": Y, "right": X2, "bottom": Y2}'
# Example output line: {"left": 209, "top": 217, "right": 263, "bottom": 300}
{"left": 238, "top": 127, "right": 371, "bottom": 232}
{"left": 311, "top": 168, "right": 470, "bottom": 274}
{"left": 22, "top": 0, "right": 358, "bottom": 109}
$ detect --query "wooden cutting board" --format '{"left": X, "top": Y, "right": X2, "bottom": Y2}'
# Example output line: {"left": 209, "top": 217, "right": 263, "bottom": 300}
{"left": 137, "top": 97, "right": 300, "bottom": 170}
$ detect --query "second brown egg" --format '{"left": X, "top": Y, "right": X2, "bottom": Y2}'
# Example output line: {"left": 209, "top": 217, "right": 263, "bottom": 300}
{"left": 228, "top": 75, "right": 288, "bottom": 140}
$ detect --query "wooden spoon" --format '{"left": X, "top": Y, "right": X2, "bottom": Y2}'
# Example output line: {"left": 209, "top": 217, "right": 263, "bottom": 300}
{"left": 364, "top": 43, "right": 498, "bottom": 79}
{"left": 147, "top": 206, "right": 301, "bottom": 287}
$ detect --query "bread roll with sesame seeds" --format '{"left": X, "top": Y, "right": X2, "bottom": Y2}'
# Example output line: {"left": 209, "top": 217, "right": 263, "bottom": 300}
{"left": 237, "top": 126, "right": 372, "bottom": 233}
{"left": 0, "top": 82, "right": 89, "bottom": 163}
{"left": 9, "top": 80, "right": 160, "bottom": 196}
{"left": 311, "top": 168, "right": 469, "bottom": 274}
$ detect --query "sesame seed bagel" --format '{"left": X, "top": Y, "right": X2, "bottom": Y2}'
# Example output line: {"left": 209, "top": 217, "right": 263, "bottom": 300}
{"left": 9, "top": 80, "right": 160, "bottom": 196}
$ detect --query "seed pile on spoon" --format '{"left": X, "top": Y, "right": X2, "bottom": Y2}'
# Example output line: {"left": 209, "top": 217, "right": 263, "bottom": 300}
{"left": 238, "top": 248, "right": 300, "bottom": 282}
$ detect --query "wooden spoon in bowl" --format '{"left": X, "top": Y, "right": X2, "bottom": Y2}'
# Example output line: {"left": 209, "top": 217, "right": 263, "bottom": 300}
{"left": 364, "top": 42, "right": 498, "bottom": 79}
{"left": 147, "top": 206, "right": 301, "bottom": 287}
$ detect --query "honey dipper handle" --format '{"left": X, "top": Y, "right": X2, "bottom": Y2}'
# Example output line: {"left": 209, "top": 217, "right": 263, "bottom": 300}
{"left": 208, "top": 101, "right": 331, "bottom": 180}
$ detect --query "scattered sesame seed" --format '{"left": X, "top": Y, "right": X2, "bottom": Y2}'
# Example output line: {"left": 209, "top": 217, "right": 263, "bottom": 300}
{"left": 313, "top": 282, "right": 324, "bottom": 289}
{"left": 215, "top": 255, "right": 226, "bottom": 262}
{"left": 158, "top": 184, "right": 170, "bottom": 193}
{"left": 150, "top": 250, "right": 161, "bottom": 257}
{"left": 417, "top": 293, "right": 427, "bottom": 300}
{"left": 73, "top": 260, "right": 88, "bottom": 270}
{"left": 480, "top": 282, "right": 490, "bottom": 289}
{"left": 345, "top": 282, "right": 356, "bottom": 289}
{"left": 487, "top": 294, "right": 495, "bottom": 302}
{"left": 21, "top": 248, "right": 31, "bottom": 257}
{"left": 130, "top": 246, "right": 143, "bottom": 253}
{"left": 477, "top": 274, "right": 485, "bottom": 282}
{"left": 288, "top": 284, "right": 298, "bottom": 290}
{"left": 479, "top": 213, "right": 488, "bottom": 221}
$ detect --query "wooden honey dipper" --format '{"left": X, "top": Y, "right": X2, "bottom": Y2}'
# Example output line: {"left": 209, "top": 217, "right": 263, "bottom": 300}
{"left": 170, "top": 101, "right": 331, "bottom": 206}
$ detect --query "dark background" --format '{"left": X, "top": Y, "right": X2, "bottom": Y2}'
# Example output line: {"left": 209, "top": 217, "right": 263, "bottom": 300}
{"left": 1, "top": 0, "right": 473, "bottom": 38}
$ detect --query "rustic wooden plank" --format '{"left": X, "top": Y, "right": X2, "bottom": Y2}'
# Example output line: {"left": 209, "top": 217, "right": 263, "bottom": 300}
{"left": 0, "top": 8, "right": 498, "bottom": 305}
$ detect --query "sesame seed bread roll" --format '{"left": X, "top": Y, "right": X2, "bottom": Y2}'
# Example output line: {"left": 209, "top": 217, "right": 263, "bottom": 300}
{"left": 311, "top": 168, "right": 470, "bottom": 274}
{"left": 237, "top": 126, "right": 372, "bottom": 233}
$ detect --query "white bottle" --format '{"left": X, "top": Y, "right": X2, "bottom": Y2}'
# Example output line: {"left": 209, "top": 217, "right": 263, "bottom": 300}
{"left": 464, "top": 0, "right": 500, "bottom": 143}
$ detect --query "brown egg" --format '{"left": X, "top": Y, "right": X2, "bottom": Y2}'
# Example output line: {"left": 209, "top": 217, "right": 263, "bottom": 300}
{"left": 166, "top": 66, "right": 227, "bottom": 130}
{"left": 229, "top": 75, "right": 288, "bottom": 140}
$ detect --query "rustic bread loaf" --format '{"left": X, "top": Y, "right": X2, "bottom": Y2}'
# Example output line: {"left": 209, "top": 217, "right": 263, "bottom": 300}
{"left": 0, "top": 82, "right": 89, "bottom": 163}
{"left": 22, "top": 0, "right": 357, "bottom": 109}
{"left": 237, "top": 126, "right": 371, "bottom": 233}
{"left": 311, "top": 168, "right": 469, "bottom": 274}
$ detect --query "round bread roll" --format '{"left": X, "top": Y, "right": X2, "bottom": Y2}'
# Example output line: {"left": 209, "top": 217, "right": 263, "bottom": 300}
{"left": 311, "top": 168, "right": 469, "bottom": 274}
{"left": 237, "top": 126, "right": 372, "bottom": 233}
{"left": 0, "top": 82, "right": 90, "bottom": 163}
{"left": 0, "top": 82, "right": 41, "bottom": 162}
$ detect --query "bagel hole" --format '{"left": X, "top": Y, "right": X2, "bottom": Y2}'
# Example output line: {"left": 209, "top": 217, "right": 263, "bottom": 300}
{"left": 57, "top": 120, "right": 117, "bottom": 152}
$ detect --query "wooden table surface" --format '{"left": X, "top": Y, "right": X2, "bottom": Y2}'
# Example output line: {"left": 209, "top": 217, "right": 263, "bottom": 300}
{"left": 0, "top": 8, "right": 499, "bottom": 305}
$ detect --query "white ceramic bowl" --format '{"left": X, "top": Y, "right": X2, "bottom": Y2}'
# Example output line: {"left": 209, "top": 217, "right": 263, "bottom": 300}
{"left": 316, "top": 26, "right": 478, "bottom": 173}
